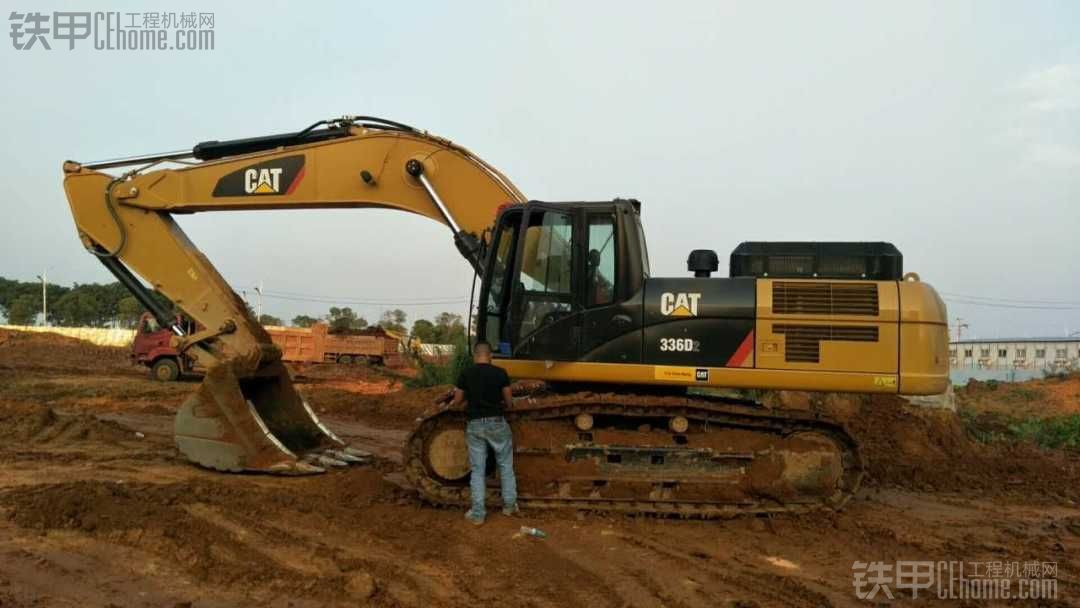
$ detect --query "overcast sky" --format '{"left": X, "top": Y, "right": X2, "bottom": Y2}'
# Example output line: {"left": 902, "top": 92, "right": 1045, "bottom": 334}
{"left": 1, "top": 1, "right": 1077, "bottom": 338}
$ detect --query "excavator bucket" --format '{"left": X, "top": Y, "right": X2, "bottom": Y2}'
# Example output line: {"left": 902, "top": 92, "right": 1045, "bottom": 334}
{"left": 174, "top": 359, "right": 370, "bottom": 474}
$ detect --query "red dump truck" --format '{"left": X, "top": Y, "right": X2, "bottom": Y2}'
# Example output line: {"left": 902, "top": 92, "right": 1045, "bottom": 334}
{"left": 132, "top": 313, "right": 401, "bottom": 381}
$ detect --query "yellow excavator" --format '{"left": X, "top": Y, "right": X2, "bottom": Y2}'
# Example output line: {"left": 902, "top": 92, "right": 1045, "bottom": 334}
{"left": 62, "top": 115, "right": 948, "bottom": 516}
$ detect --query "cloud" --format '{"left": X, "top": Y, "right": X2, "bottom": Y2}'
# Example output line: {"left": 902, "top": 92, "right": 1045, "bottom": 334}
{"left": 1016, "top": 63, "right": 1080, "bottom": 112}
{"left": 1001, "top": 63, "right": 1080, "bottom": 169}
{"left": 1025, "top": 141, "right": 1080, "bottom": 168}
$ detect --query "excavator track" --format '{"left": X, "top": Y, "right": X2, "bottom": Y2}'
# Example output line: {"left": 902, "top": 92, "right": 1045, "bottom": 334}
{"left": 405, "top": 391, "right": 863, "bottom": 518}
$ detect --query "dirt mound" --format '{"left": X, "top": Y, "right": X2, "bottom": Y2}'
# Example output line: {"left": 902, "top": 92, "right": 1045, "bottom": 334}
{"left": 0, "top": 329, "right": 133, "bottom": 375}
{"left": 0, "top": 402, "right": 138, "bottom": 445}
{"left": 0, "top": 471, "right": 404, "bottom": 599}
{"left": 792, "top": 392, "right": 1080, "bottom": 501}
{"left": 2, "top": 472, "right": 396, "bottom": 534}
{"left": 291, "top": 360, "right": 414, "bottom": 383}
{"left": 958, "top": 374, "right": 1080, "bottom": 418}
{"left": 306, "top": 377, "right": 402, "bottom": 396}
{"left": 2, "top": 479, "right": 304, "bottom": 592}
{"left": 303, "top": 383, "right": 451, "bottom": 429}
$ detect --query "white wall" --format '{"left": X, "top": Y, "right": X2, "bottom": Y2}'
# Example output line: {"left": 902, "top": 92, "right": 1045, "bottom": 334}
{"left": 949, "top": 340, "right": 1080, "bottom": 371}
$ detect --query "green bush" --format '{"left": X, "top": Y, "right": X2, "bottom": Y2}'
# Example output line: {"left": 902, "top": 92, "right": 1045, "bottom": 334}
{"left": 407, "top": 338, "right": 472, "bottom": 388}
{"left": 959, "top": 408, "right": 1080, "bottom": 449}
{"left": 1042, "top": 368, "right": 1078, "bottom": 382}
{"left": 1008, "top": 415, "right": 1080, "bottom": 450}
{"left": 959, "top": 408, "right": 1009, "bottom": 444}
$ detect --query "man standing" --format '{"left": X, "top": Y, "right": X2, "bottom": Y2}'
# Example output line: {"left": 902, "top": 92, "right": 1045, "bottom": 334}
{"left": 450, "top": 340, "right": 518, "bottom": 525}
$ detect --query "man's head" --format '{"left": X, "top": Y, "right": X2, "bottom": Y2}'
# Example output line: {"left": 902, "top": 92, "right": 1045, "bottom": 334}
{"left": 472, "top": 340, "right": 493, "bottom": 363}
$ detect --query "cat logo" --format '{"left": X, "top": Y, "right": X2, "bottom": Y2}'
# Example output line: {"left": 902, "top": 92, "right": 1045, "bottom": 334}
{"left": 695, "top": 368, "right": 709, "bottom": 382}
{"left": 245, "top": 168, "right": 284, "bottom": 194}
{"left": 660, "top": 292, "right": 701, "bottom": 317}
{"left": 212, "top": 155, "right": 305, "bottom": 197}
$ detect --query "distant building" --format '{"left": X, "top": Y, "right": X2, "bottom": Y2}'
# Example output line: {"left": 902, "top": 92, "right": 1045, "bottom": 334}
{"left": 949, "top": 337, "right": 1080, "bottom": 372}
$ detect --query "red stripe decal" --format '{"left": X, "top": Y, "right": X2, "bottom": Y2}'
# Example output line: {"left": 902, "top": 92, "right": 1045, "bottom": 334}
{"left": 285, "top": 166, "right": 306, "bottom": 195}
{"left": 726, "top": 330, "right": 754, "bottom": 367}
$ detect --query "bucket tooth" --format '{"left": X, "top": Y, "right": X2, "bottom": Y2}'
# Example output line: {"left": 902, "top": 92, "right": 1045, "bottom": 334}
{"left": 342, "top": 447, "right": 374, "bottom": 460}
{"left": 268, "top": 460, "right": 326, "bottom": 475}
{"left": 305, "top": 453, "right": 349, "bottom": 468}
{"left": 325, "top": 449, "right": 368, "bottom": 464}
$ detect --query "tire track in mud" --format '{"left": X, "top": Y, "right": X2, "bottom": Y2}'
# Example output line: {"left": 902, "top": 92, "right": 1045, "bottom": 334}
{"left": 0, "top": 471, "right": 626, "bottom": 607}
{"left": 609, "top": 529, "right": 835, "bottom": 607}
{"left": 0, "top": 474, "right": 404, "bottom": 603}
{"left": 350, "top": 505, "right": 625, "bottom": 608}
{"left": 519, "top": 524, "right": 700, "bottom": 608}
{"left": 231, "top": 502, "right": 478, "bottom": 605}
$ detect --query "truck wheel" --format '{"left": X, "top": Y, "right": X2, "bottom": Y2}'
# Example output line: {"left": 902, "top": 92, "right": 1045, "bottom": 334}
{"left": 151, "top": 358, "right": 180, "bottom": 382}
{"left": 337, "top": 354, "right": 353, "bottom": 365}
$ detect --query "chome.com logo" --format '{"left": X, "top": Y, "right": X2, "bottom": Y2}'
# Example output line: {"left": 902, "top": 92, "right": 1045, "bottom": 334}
{"left": 853, "top": 559, "right": 1059, "bottom": 602}
{"left": 9, "top": 11, "right": 215, "bottom": 51}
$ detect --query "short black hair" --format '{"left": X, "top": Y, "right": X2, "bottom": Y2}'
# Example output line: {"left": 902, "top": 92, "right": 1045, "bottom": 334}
{"left": 472, "top": 340, "right": 492, "bottom": 355}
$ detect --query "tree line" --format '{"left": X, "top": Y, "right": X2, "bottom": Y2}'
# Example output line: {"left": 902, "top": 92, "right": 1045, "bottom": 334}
{"left": 1, "top": 277, "right": 466, "bottom": 343}
{"left": 0, "top": 277, "right": 170, "bottom": 327}
{"left": 291, "top": 307, "right": 466, "bottom": 344}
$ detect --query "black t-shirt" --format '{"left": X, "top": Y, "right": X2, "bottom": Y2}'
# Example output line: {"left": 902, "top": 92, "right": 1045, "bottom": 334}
{"left": 455, "top": 363, "right": 511, "bottom": 420}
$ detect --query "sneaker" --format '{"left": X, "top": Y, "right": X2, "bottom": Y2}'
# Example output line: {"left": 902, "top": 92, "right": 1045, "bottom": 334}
{"left": 464, "top": 510, "right": 485, "bottom": 526}
{"left": 502, "top": 503, "right": 520, "bottom": 517}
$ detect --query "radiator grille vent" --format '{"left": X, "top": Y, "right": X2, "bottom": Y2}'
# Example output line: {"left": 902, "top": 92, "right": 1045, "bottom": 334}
{"left": 773, "top": 282, "right": 879, "bottom": 316}
{"left": 773, "top": 324, "right": 879, "bottom": 363}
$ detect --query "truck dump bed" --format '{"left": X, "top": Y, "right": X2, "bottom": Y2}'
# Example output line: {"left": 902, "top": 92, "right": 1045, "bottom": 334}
{"left": 267, "top": 323, "right": 401, "bottom": 365}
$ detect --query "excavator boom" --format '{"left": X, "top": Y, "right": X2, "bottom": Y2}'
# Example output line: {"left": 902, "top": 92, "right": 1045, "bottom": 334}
{"left": 63, "top": 116, "right": 525, "bottom": 473}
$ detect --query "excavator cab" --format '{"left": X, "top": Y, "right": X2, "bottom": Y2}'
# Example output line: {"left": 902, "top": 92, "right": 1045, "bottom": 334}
{"left": 479, "top": 197, "right": 948, "bottom": 398}
{"left": 478, "top": 199, "right": 648, "bottom": 363}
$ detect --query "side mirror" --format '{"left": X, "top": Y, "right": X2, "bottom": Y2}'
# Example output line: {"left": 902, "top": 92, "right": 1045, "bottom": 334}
{"left": 588, "top": 249, "right": 601, "bottom": 268}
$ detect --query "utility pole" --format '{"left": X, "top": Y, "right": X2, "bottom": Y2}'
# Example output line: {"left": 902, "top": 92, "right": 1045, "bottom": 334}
{"left": 35, "top": 270, "right": 47, "bottom": 327}
{"left": 255, "top": 281, "right": 263, "bottom": 320}
{"left": 954, "top": 317, "right": 968, "bottom": 343}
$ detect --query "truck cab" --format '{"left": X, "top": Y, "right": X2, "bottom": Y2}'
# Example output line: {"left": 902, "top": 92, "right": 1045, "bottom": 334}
{"left": 132, "top": 312, "right": 201, "bottom": 381}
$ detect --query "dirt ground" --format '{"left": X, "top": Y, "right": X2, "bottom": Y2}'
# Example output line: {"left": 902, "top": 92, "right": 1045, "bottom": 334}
{"left": 957, "top": 376, "right": 1080, "bottom": 419}
{"left": 0, "top": 329, "right": 1077, "bottom": 607}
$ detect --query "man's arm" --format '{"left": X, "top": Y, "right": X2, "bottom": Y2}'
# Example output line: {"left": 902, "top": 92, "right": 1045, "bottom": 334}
{"left": 502, "top": 386, "right": 514, "bottom": 411}
{"left": 447, "top": 370, "right": 467, "bottom": 408}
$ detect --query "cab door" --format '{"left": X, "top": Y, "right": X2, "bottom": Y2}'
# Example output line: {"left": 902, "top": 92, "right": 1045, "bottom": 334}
{"left": 577, "top": 208, "right": 642, "bottom": 363}
{"left": 477, "top": 208, "right": 522, "bottom": 356}
{"left": 507, "top": 205, "right": 581, "bottom": 361}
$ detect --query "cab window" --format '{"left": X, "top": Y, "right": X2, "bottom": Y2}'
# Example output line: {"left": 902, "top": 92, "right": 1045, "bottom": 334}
{"left": 586, "top": 214, "right": 616, "bottom": 307}
{"left": 515, "top": 211, "right": 574, "bottom": 343}
{"left": 483, "top": 213, "right": 519, "bottom": 351}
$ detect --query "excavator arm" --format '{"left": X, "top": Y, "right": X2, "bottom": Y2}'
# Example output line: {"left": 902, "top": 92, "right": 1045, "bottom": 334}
{"left": 62, "top": 116, "right": 525, "bottom": 473}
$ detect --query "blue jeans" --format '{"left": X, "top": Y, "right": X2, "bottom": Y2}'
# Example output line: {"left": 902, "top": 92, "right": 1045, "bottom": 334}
{"left": 465, "top": 416, "right": 517, "bottom": 517}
